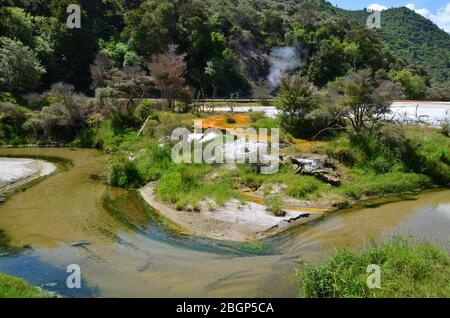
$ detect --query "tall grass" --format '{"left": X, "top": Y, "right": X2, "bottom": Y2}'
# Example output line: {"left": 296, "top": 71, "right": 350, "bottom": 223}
{"left": 0, "top": 273, "right": 49, "bottom": 298}
{"left": 297, "top": 238, "right": 450, "bottom": 298}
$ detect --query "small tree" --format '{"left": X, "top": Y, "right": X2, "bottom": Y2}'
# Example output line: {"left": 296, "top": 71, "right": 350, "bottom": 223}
{"left": 0, "top": 37, "right": 45, "bottom": 94}
{"left": 148, "top": 45, "right": 187, "bottom": 110}
{"left": 331, "top": 69, "right": 404, "bottom": 135}
{"left": 90, "top": 51, "right": 113, "bottom": 90}
{"left": 275, "top": 75, "right": 319, "bottom": 137}
{"left": 107, "top": 65, "right": 152, "bottom": 110}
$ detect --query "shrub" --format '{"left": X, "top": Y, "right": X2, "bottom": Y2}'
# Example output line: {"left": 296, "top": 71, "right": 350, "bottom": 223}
{"left": 72, "top": 128, "right": 95, "bottom": 148}
{"left": 250, "top": 111, "right": 267, "bottom": 123}
{"left": 107, "top": 155, "right": 143, "bottom": 188}
{"left": 225, "top": 116, "right": 236, "bottom": 124}
{"left": 134, "top": 100, "right": 156, "bottom": 122}
{"left": 264, "top": 195, "right": 286, "bottom": 217}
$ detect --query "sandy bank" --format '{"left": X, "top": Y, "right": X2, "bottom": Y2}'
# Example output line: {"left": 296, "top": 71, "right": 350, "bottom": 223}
{"left": 0, "top": 158, "right": 57, "bottom": 195}
{"left": 139, "top": 183, "right": 323, "bottom": 241}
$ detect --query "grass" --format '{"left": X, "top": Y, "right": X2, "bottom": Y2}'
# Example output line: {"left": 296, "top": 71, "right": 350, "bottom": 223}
{"left": 296, "top": 238, "right": 450, "bottom": 298}
{"left": 0, "top": 273, "right": 50, "bottom": 298}
{"left": 337, "top": 171, "right": 432, "bottom": 199}
{"left": 264, "top": 195, "right": 285, "bottom": 216}
{"left": 102, "top": 111, "right": 448, "bottom": 211}
{"left": 154, "top": 163, "right": 240, "bottom": 209}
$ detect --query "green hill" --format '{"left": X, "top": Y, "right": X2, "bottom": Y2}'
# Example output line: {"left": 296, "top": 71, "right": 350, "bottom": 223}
{"left": 338, "top": 6, "right": 450, "bottom": 83}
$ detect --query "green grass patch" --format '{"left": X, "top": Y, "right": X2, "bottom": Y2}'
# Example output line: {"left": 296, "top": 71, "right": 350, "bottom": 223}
{"left": 155, "top": 164, "right": 239, "bottom": 209}
{"left": 338, "top": 172, "right": 432, "bottom": 199}
{"left": 296, "top": 237, "right": 450, "bottom": 298}
{"left": 0, "top": 273, "right": 50, "bottom": 298}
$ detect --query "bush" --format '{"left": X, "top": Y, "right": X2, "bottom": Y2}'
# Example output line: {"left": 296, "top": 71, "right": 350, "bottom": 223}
{"left": 107, "top": 155, "right": 144, "bottom": 188}
{"left": 250, "top": 111, "right": 267, "bottom": 123}
{"left": 225, "top": 116, "right": 236, "bottom": 124}
{"left": 72, "top": 129, "right": 95, "bottom": 147}
{"left": 297, "top": 238, "right": 450, "bottom": 298}
{"left": 134, "top": 100, "right": 156, "bottom": 122}
{"left": 251, "top": 117, "right": 280, "bottom": 130}
{"left": 264, "top": 195, "right": 286, "bottom": 216}
{"left": 0, "top": 273, "right": 49, "bottom": 298}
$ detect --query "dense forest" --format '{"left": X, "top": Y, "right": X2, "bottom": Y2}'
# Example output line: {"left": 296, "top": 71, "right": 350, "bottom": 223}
{"left": 0, "top": 0, "right": 449, "bottom": 100}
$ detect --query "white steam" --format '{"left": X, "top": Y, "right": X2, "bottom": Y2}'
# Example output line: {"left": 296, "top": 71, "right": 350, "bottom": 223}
{"left": 267, "top": 47, "right": 300, "bottom": 88}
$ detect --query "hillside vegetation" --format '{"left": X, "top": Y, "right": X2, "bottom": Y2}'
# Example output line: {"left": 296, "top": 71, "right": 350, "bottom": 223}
{"left": 339, "top": 7, "right": 450, "bottom": 85}
{"left": 1, "top": 0, "right": 448, "bottom": 100}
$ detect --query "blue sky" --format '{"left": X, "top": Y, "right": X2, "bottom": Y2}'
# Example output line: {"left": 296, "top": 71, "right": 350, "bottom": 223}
{"left": 329, "top": 1, "right": 450, "bottom": 32}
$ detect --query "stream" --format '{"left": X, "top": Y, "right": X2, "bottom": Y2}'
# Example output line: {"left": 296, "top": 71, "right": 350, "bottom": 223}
{"left": 0, "top": 148, "right": 449, "bottom": 297}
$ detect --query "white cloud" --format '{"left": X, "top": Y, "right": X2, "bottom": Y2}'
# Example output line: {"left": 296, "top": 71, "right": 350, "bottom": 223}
{"left": 434, "top": 3, "right": 450, "bottom": 32}
{"left": 405, "top": 3, "right": 450, "bottom": 32}
{"left": 367, "top": 3, "right": 388, "bottom": 12}
{"left": 405, "top": 4, "right": 431, "bottom": 18}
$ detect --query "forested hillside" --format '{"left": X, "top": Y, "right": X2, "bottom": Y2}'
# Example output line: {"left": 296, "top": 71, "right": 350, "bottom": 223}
{"left": 0, "top": 0, "right": 449, "bottom": 100}
{"left": 339, "top": 6, "right": 450, "bottom": 85}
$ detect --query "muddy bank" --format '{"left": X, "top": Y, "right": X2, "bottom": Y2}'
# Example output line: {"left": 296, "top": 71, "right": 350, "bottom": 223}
{"left": 139, "top": 183, "right": 322, "bottom": 242}
{"left": 0, "top": 158, "right": 56, "bottom": 195}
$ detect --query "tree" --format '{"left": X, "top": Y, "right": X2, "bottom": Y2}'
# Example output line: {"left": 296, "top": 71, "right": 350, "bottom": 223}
{"left": 275, "top": 75, "right": 320, "bottom": 137}
{"left": 148, "top": 45, "right": 187, "bottom": 110}
{"left": 388, "top": 69, "right": 426, "bottom": 100}
{"left": 90, "top": 51, "right": 113, "bottom": 90}
{"left": 0, "top": 7, "right": 34, "bottom": 48}
{"left": 331, "top": 69, "right": 404, "bottom": 134}
{"left": 0, "top": 37, "right": 45, "bottom": 94}
{"left": 425, "top": 83, "right": 450, "bottom": 101}
{"left": 108, "top": 65, "right": 152, "bottom": 110}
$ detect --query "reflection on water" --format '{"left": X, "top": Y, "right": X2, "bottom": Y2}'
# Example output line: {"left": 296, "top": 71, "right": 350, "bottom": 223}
{"left": 276, "top": 190, "right": 450, "bottom": 262}
{"left": 0, "top": 148, "right": 449, "bottom": 297}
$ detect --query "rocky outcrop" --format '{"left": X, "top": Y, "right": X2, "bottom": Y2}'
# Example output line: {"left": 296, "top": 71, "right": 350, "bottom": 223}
{"left": 283, "top": 154, "right": 341, "bottom": 186}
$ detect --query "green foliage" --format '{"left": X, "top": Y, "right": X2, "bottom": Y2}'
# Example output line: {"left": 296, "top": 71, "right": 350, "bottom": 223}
{"left": 330, "top": 69, "right": 403, "bottom": 134}
{"left": 0, "top": 36, "right": 45, "bottom": 93}
{"left": 134, "top": 100, "right": 156, "bottom": 122}
{"left": 339, "top": 172, "right": 431, "bottom": 199}
{"left": 251, "top": 117, "right": 280, "bottom": 130}
{"left": 98, "top": 39, "right": 129, "bottom": 68}
{"left": 0, "top": 0, "right": 443, "bottom": 96}
{"left": 389, "top": 69, "right": 426, "bottom": 99}
{"left": 107, "top": 155, "right": 143, "bottom": 189}
{"left": 225, "top": 116, "right": 236, "bottom": 124}
{"left": 275, "top": 75, "right": 321, "bottom": 138}
{"left": 155, "top": 164, "right": 237, "bottom": 209}
{"left": 0, "top": 273, "right": 49, "bottom": 298}
{"left": 264, "top": 194, "right": 285, "bottom": 217}
{"left": 297, "top": 238, "right": 450, "bottom": 298}
{"left": 0, "top": 7, "right": 34, "bottom": 47}
{"left": 249, "top": 111, "right": 267, "bottom": 123}
{"left": 340, "top": 7, "right": 450, "bottom": 84}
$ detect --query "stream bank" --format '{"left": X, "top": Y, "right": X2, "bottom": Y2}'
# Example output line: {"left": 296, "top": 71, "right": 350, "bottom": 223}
{"left": 0, "top": 148, "right": 449, "bottom": 297}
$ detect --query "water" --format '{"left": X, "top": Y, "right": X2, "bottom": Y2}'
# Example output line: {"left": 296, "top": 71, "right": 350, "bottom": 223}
{"left": 0, "top": 148, "right": 449, "bottom": 297}
{"left": 214, "top": 102, "right": 450, "bottom": 126}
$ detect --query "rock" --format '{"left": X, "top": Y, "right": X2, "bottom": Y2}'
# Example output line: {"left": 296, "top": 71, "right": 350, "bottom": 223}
{"left": 70, "top": 240, "right": 90, "bottom": 248}
{"left": 185, "top": 205, "right": 200, "bottom": 213}
{"left": 290, "top": 154, "right": 341, "bottom": 186}
{"left": 22, "top": 244, "right": 32, "bottom": 249}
